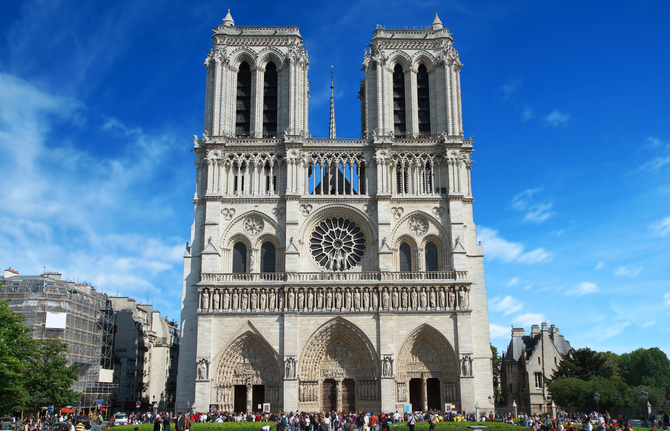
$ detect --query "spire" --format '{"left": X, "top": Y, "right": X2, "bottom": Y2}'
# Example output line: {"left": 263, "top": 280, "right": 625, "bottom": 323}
{"left": 431, "top": 12, "right": 443, "bottom": 30}
{"left": 329, "top": 66, "right": 336, "bottom": 139}
{"left": 222, "top": 9, "right": 235, "bottom": 27}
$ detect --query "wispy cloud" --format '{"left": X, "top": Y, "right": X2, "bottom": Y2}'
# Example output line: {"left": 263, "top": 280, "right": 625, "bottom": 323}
{"left": 490, "top": 295, "right": 523, "bottom": 316}
{"left": 542, "top": 110, "right": 571, "bottom": 127}
{"left": 513, "top": 313, "right": 545, "bottom": 328}
{"left": 511, "top": 188, "right": 554, "bottom": 223}
{"left": 489, "top": 323, "right": 511, "bottom": 339}
{"left": 479, "top": 227, "right": 552, "bottom": 264}
{"left": 501, "top": 79, "right": 522, "bottom": 101}
{"left": 567, "top": 282, "right": 598, "bottom": 296}
{"left": 615, "top": 266, "right": 643, "bottom": 278}
{"left": 642, "top": 321, "right": 656, "bottom": 328}
{"left": 595, "top": 261, "right": 606, "bottom": 270}
{"left": 650, "top": 216, "right": 670, "bottom": 238}
{"left": 665, "top": 293, "right": 670, "bottom": 307}
{"left": 507, "top": 277, "right": 519, "bottom": 287}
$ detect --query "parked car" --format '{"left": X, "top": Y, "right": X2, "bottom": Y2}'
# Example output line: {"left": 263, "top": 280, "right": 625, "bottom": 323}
{"left": 113, "top": 414, "right": 128, "bottom": 426}
{"left": 0, "top": 417, "right": 16, "bottom": 431}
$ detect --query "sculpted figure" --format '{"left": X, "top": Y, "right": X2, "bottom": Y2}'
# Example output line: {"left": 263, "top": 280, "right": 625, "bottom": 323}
{"left": 223, "top": 290, "right": 230, "bottom": 310}
{"left": 439, "top": 289, "right": 445, "bottom": 309}
{"left": 372, "top": 290, "right": 379, "bottom": 309}
{"left": 448, "top": 288, "right": 456, "bottom": 309}
{"left": 241, "top": 291, "right": 248, "bottom": 310}
{"left": 326, "top": 289, "right": 333, "bottom": 309}
{"left": 232, "top": 290, "right": 239, "bottom": 310}
{"left": 382, "top": 289, "right": 389, "bottom": 309}
{"left": 344, "top": 289, "right": 352, "bottom": 310}
{"left": 392, "top": 289, "right": 399, "bottom": 309}
{"left": 201, "top": 290, "right": 209, "bottom": 310}
{"left": 278, "top": 291, "right": 284, "bottom": 310}
{"left": 362, "top": 289, "right": 369, "bottom": 309}
{"left": 354, "top": 289, "right": 360, "bottom": 310}
{"left": 420, "top": 288, "right": 427, "bottom": 308}
{"left": 464, "top": 288, "right": 470, "bottom": 308}
{"left": 288, "top": 289, "right": 295, "bottom": 309}
{"left": 212, "top": 290, "right": 219, "bottom": 310}
{"left": 429, "top": 289, "right": 436, "bottom": 308}
{"left": 307, "top": 290, "right": 314, "bottom": 310}
{"left": 197, "top": 359, "right": 208, "bottom": 380}
{"left": 260, "top": 290, "right": 267, "bottom": 310}
{"left": 458, "top": 288, "right": 466, "bottom": 309}
{"left": 402, "top": 290, "right": 408, "bottom": 309}
{"left": 297, "top": 290, "right": 304, "bottom": 309}
{"left": 411, "top": 288, "right": 418, "bottom": 309}
{"left": 250, "top": 291, "right": 257, "bottom": 310}
{"left": 316, "top": 289, "right": 323, "bottom": 309}
{"left": 285, "top": 357, "right": 295, "bottom": 379}
{"left": 269, "top": 290, "right": 276, "bottom": 310}
{"left": 335, "top": 289, "right": 342, "bottom": 309}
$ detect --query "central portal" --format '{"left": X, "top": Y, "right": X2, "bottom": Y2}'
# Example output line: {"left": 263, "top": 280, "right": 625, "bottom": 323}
{"left": 322, "top": 379, "right": 337, "bottom": 412}
{"left": 342, "top": 379, "right": 355, "bottom": 412}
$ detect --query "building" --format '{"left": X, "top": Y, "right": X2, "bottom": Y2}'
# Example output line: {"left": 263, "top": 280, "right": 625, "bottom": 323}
{"left": 0, "top": 269, "right": 115, "bottom": 409}
{"left": 500, "top": 323, "right": 572, "bottom": 415}
{"left": 176, "top": 11, "right": 493, "bottom": 414}
{"left": 109, "top": 297, "right": 179, "bottom": 412}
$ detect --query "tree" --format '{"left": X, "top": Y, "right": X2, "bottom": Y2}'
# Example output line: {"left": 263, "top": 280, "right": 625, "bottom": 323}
{"left": 618, "top": 348, "right": 670, "bottom": 397}
{"left": 0, "top": 298, "right": 38, "bottom": 413}
{"left": 551, "top": 348, "right": 614, "bottom": 381}
{"left": 27, "top": 339, "right": 81, "bottom": 409}
{"left": 491, "top": 344, "right": 505, "bottom": 406}
{"left": 547, "top": 377, "right": 590, "bottom": 408}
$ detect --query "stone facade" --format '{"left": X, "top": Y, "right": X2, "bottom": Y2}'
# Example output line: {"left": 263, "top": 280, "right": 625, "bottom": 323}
{"left": 501, "top": 323, "right": 572, "bottom": 415}
{"left": 176, "top": 12, "right": 493, "bottom": 415}
{"left": 110, "top": 298, "right": 179, "bottom": 412}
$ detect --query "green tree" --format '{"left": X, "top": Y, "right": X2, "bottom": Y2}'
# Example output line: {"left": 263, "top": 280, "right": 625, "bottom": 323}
{"left": 491, "top": 344, "right": 505, "bottom": 406}
{"left": 0, "top": 298, "right": 38, "bottom": 413}
{"left": 619, "top": 348, "right": 670, "bottom": 397}
{"left": 551, "top": 348, "right": 614, "bottom": 381}
{"left": 547, "top": 377, "right": 590, "bottom": 408}
{"left": 27, "top": 339, "right": 81, "bottom": 409}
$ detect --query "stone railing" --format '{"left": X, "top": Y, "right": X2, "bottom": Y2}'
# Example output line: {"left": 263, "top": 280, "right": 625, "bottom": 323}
{"left": 200, "top": 271, "right": 467, "bottom": 283}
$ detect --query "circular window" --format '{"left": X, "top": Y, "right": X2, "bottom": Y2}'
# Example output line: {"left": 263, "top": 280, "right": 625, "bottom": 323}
{"left": 310, "top": 217, "right": 366, "bottom": 271}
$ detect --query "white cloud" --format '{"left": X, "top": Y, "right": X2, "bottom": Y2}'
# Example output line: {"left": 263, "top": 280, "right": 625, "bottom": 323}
{"left": 542, "top": 110, "right": 571, "bottom": 127}
{"left": 665, "top": 293, "right": 670, "bottom": 307}
{"left": 650, "top": 216, "right": 670, "bottom": 238}
{"left": 595, "top": 321, "right": 631, "bottom": 342}
{"left": 501, "top": 79, "right": 522, "bottom": 100}
{"left": 479, "top": 227, "right": 552, "bottom": 264}
{"left": 510, "top": 188, "right": 554, "bottom": 224}
{"left": 521, "top": 106, "right": 535, "bottom": 122}
{"left": 615, "top": 266, "right": 643, "bottom": 277}
{"left": 513, "top": 313, "right": 545, "bottom": 328}
{"left": 568, "top": 282, "right": 598, "bottom": 296}
{"left": 642, "top": 321, "right": 656, "bottom": 328}
{"left": 507, "top": 277, "right": 519, "bottom": 287}
{"left": 489, "top": 323, "right": 511, "bottom": 339}
{"left": 490, "top": 296, "right": 523, "bottom": 316}
{"left": 595, "top": 261, "right": 606, "bottom": 270}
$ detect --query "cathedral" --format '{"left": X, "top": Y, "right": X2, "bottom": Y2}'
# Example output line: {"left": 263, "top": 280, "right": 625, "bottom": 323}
{"left": 176, "top": 11, "right": 494, "bottom": 415}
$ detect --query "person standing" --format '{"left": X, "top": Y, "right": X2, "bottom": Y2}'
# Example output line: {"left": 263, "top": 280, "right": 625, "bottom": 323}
{"left": 153, "top": 415, "right": 162, "bottom": 431}
{"left": 407, "top": 413, "right": 416, "bottom": 431}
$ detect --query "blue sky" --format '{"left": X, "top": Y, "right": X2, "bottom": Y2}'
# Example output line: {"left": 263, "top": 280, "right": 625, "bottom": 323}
{"left": 1, "top": 0, "right": 669, "bottom": 356}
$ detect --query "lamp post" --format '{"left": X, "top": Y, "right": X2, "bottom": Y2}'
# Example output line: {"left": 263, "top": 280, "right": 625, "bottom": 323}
{"left": 639, "top": 391, "right": 649, "bottom": 427}
{"left": 594, "top": 392, "right": 600, "bottom": 415}
{"left": 32, "top": 394, "right": 41, "bottom": 420}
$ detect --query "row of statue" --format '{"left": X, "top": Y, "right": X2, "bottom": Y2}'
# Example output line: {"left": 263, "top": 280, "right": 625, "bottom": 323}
{"left": 199, "top": 285, "right": 470, "bottom": 312}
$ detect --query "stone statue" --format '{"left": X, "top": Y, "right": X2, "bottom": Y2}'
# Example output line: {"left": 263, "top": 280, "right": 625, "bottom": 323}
{"left": 420, "top": 288, "right": 427, "bottom": 308}
{"left": 250, "top": 254, "right": 255, "bottom": 272}
{"left": 232, "top": 290, "right": 239, "bottom": 310}
{"left": 344, "top": 289, "right": 352, "bottom": 310}
{"left": 362, "top": 289, "right": 369, "bottom": 309}
{"left": 288, "top": 289, "right": 295, "bottom": 309}
{"left": 439, "top": 289, "right": 445, "bottom": 309}
{"left": 250, "top": 291, "right": 257, "bottom": 310}
{"left": 268, "top": 290, "right": 276, "bottom": 310}
{"left": 392, "top": 289, "right": 399, "bottom": 309}
{"left": 417, "top": 250, "right": 422, "bottom": 271}
{"left": 241, "top": 291, "right": 248, "bottom": 310}
{"left": 458, "top": 288, "right": 465, "bottom": 309}
{"left": 307, "top": 290, "right": 314, "bottom": 309}
{"left": 429, "top": 289, "right": 436, "bottom": 309}
{"left": 335, "top": 289, "right": 342, "bottom": 309}
{"left": 285, "top": 357, "right": 295, "bottom": 379}
{"left": 197, "top": 359, "right": 208, "bottom": 380}
{"left": 326, "top": 289, "right": 333, "bottom": 309}
{"left": 402, "top": 290, "right": 408, "bottom": 309}
{"left": 372, "top": 290, "right": 379, "bottom": 309}
{"left": 411, "top": 288, "right": 418, "bottom": 309}
{"left": 278, "top": 291, "right": 284, "bottom": 310}
{"left": 382, "top": 356, "right": 393, "bottom": 377}
{"left": 201, "top": 290, "right": 210, "bottom": 310}
{"left": 260, "top": 290, "right": 267, "bottom": 310}
{"left": 382, "top": 289, "right": 389, "bottom": 309}
{"left": 354, "top": 289, "right": 360, "bottom": 310}
{"left": 212, "top": 290, "right": 219, "bottom": 310}
{"left": 462, "top": 356, "right": 471, "bottom": 377}
{"left": 316, "top": 289, "right": 324, "bottom": 309}
{"left": 448, "top": 288, "right": 455, "bottom": 309}
{"left": 223, "top": 290, "right": 230, "bottom": 310}
{"left": 463, "top": 288, "right": 470, "bottom": 308}
{"left": 297, "top": 290, "right": 304, "bottom": 309}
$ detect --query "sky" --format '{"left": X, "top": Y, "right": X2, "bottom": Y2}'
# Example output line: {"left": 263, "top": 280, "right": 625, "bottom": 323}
{"left": 1, "top": 0, "right": 669, "bottom": 356}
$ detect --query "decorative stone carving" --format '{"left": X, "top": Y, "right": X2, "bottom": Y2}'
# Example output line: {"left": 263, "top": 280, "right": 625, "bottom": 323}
{"left": 391, "top": 207, "right": 404, "bottom": 220}
{"left": 408, "top": 215, "right": 429, "bottom": 236}
{"left": 461, "top": 355, "right": 472, "bottom": 377}
{"left": 221, "top": 208, "right": 236, "bottom": 221}
{"left": 382, "top": 355, "right": 394, "bottom": 377}
{"left": 432, "top": 206, "right": 446, "bottom": 218}
{"left": 310, "top": 217, "right": 366, "bottom": 271}
{"left": 197, "top": 358, "right": 209, "bottom": 380}
{"left": 201, "top": 290, "right": 210, "bottom": 310}
{"left": 284, "top": 357, "right": 297, "bottom": 379}
{"left": 448, "top": 288, "right": 456, "bottom": 309}
{"left": 363, "top": 203, "right": 376, "bottom": 217}
{"left": 272, "top": 206, "right": 285, "bottom": 219}
{"left": 243, "top": 216, "right": 264, "bottom": 236}
{"left": 212, "top": 290, "right": 220, "bottom": 310}
{"left": 299, "top": 204, "right": 313, "bottom": 216}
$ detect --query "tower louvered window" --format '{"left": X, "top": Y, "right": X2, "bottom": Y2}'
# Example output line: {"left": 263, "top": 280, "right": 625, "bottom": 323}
{"left": 232, "top": 242, "right": 247, "bottom": 273}
{"left": 235, "top": 62, "right": 252, "bottom": 136}
{"left": 399, "top": 242, "right": 412, "bottom": 272}
{"left": 261, "top": 241, "right": 276, "bottom": 273}
{"left": 425, "top": 242, "right": 438, "bottom": 271}
{"left": 393, "top": 64, "right": 406, "bottom": 137}
{"left": 263, "top": 62, "right": 278, "bottom": 137}
{"left": 417, "top": 64, "right": 431, "bottom": 136}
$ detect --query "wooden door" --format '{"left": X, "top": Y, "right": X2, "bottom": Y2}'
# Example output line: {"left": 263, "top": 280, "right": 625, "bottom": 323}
{"left": 322, "top": 379, "right": 337, "bottom": 412}
{"left": 342, "top": 379, "right": 356, "bottom": 413}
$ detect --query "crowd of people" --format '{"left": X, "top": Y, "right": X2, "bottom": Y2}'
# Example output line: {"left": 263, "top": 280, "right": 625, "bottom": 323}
{"left": 502, "top": 411, "right": 670, "bottom": 431}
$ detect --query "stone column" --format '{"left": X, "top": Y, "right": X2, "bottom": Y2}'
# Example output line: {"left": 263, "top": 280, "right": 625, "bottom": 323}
{"left": 246, "top": 382, "right": 253, "bottom": 412}
{"left": 336, "top": 379, "right": 343, "bottom": 412}
{"left": 422, "top": 375, "right": 428, "bottom": 411}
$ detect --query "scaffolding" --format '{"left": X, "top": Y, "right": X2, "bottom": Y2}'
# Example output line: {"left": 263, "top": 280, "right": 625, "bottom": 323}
{"left": 1, "top": 273, "right": 117, "bottom": 409}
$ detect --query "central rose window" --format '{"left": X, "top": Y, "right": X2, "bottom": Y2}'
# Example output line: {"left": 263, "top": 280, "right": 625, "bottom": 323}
{"left": 310, "top": 217, "right": 366, "bottom": 271}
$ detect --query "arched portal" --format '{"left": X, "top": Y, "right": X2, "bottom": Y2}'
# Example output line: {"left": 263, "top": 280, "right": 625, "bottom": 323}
{"left": 299, "top": 317, "right": 380, "bottom": 413}
{"left": 214, "top": 330, "right": 281, "bottom": 412}
{"left": 396, "top": 324, "right": 459, "bottom": 411}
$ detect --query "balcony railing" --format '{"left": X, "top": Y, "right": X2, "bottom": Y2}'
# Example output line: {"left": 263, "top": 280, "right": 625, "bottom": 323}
{"left": 200, "top": 271, "right": 467, "bottom": 283}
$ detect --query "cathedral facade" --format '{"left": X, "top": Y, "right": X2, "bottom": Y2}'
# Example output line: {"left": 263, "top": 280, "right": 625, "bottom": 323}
{"left": 176, "top": 11, "right": 494, "bottom": 415}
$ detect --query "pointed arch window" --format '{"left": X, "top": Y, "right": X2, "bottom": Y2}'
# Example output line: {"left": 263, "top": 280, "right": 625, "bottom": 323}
{"left": 417, "top": 64, "right": 431, "bottom": 136}
{"left": 235, "top": 61, "right": 252, "bottom": 137}
{"left": 425, "top": 242, "right": 438, "bottom": 272}
{"left": 263, "top": 62, "right": 278, "bottom": 137}
{"left": 399, "top": 242, "right": 412, "bottom": 272}
{"left": 260, "top": 241, "right": 276, "bottom": 273}
{"left": 393, "top": 64, "right": 406, "bottom": 137}
{"left": 232, "top": 242, "right": 247, "bottom": 273}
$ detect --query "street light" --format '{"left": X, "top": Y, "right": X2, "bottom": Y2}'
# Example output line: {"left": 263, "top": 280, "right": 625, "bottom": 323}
{"left": 594, "top": 392, "right": 600, "bottom": 415}
{"left": 32, "top": 394, "right": 41, "bottom": 419}
{"left": 639, "top": 391, "right": 649, "bottom": 427}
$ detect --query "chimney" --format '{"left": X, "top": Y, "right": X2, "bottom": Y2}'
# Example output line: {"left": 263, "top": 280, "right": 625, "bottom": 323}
{"left": 4, "top": 268, "right": 19, "bottom": 278}
{"left": 42, "top": 271, "right": 62, "bottom": 280}
{"left": 530, "top": 324, "right": 540, "bottom": 336}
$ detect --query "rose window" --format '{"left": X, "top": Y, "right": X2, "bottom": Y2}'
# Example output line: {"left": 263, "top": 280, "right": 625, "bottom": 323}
{"left": 310, "top": 217, "right": 366, "bottom": 271}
